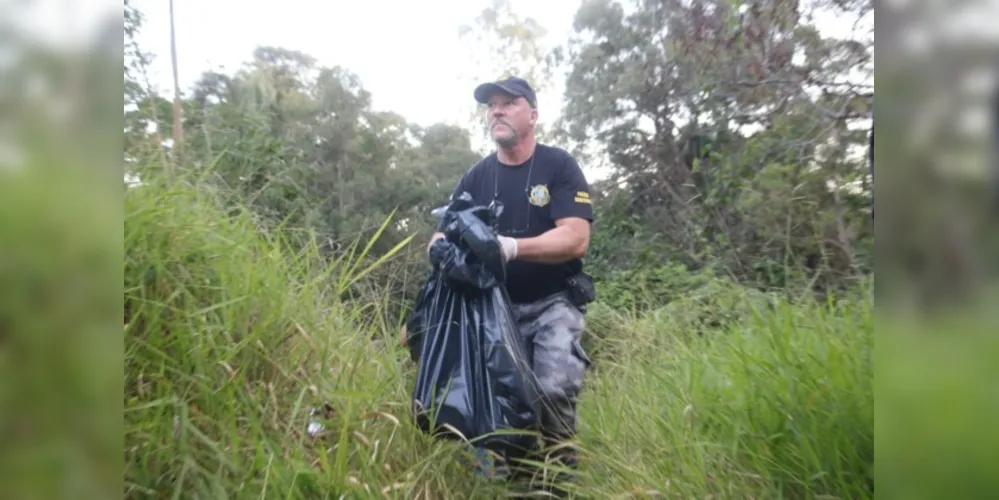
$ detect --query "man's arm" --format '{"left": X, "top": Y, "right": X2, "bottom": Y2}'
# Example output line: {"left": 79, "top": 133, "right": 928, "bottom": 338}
{"left": 511, "top": 217, "right": 589, "bottom": 263}
{"left": 510, "top": 153, "right": 594, "bottom": 264}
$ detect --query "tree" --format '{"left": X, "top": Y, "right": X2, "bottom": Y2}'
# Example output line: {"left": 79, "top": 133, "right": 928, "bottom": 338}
{"left": 559, "top": 0, "right": 874, "bottom": 289}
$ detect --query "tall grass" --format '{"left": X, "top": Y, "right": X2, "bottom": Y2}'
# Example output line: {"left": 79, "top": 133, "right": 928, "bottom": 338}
{"left": 124, "top": 172, "right": 874, "bottom": 499}
{"left": 578, "top": 291, "right": 873, "bottom": 498}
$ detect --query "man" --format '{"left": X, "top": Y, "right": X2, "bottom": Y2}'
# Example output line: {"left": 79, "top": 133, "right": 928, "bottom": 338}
{"left": 428, "top": 76, "right": 595, "bottom": 494}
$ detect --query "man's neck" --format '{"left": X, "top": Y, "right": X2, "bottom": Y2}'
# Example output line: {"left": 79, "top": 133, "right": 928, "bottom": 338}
{"left": 496, "top": 137, "right": 537, "bottom": 166}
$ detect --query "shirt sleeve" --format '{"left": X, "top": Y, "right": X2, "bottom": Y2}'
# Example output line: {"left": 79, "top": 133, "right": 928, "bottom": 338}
{"left": 435, "top": 166, "right": 477, "bottom": 232}
{"left": 449, "top": 168, "right": 475, "bottom": 201}
{"left": 549, "top": 152, "right": 594, "bottom": 222}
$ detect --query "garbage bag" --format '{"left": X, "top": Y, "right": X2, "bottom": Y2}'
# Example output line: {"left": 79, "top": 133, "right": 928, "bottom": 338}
{"left": 406, "top": 192, "right": 541, "bottom": 458}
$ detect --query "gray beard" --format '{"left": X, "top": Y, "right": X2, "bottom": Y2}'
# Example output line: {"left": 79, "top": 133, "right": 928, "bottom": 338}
{"left": 493, "top": 133, "right": 518, "bottom": 148}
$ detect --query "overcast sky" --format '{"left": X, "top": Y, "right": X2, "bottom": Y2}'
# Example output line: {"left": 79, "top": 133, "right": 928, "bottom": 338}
{"left": 13, "top": 0, "right": 880, "bottom": 179}
{"left": 129, "top": 0, "right": 581, "bottom": 130}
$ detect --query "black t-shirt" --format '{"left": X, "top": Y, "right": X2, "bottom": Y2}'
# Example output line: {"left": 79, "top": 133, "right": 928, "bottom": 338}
{"left": 439, "top": 143, "right": 595, "bottom": 304}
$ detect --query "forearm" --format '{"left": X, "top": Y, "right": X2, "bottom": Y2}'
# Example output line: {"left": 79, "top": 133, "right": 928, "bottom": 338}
{"left": 513, "top": 225, "right": 588, "bottom": 264}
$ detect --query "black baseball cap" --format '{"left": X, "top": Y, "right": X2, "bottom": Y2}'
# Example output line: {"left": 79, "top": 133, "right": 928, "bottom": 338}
{"left": 473, "top": 76, "right": 537, "bottom": 107}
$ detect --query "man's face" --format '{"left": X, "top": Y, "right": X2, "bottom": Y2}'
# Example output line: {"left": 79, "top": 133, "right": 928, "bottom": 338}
{"left": 485, "top": 92, "right": 535, "bottom": 147}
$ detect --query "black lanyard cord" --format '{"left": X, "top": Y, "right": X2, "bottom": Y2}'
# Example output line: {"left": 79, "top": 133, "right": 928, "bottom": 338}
{"left": 491, "top": 153, "right": 535, "bottom": 234}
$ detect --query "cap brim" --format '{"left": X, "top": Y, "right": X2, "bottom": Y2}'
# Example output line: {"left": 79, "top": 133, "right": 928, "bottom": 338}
{"left": 473, "top": 82, "right": 522, "bottom": 104}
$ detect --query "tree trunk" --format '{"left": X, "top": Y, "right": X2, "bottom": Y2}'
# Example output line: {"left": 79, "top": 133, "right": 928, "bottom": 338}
{"left": 169, "top": 0, "right": 184, "bottom": 176}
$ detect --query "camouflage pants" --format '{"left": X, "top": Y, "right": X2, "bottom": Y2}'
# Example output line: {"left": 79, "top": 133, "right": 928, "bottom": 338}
{"left": 511, "top": 292, "right": 592, "bottom": 445}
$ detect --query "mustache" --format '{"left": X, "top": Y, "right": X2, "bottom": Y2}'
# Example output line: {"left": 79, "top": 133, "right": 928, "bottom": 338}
{"left": 490, "top": 119, "right": 512, "bottom": 129}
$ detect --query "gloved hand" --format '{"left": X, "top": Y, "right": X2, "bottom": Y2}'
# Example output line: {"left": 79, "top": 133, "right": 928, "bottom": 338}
{"left": 498, "top": 235, "right": 518, "bottom": 262}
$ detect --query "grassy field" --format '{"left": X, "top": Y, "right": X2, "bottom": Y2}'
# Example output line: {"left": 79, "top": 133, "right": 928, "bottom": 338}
{"left": 124, "top": 175, "right": 874, "bottom": 499}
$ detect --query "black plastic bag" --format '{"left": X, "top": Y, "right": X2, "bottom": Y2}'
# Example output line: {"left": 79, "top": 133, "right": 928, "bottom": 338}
{"left": 406, "top": 193, "right": 540, "bottom": 458}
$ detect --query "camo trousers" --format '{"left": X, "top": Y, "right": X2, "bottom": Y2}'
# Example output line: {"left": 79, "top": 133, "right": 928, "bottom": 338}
{"left": 510, "top": 292, "right": 592, "bottom": 445}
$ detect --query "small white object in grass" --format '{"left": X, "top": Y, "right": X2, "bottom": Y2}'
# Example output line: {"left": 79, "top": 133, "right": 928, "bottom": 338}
{"left": 307, "top": 405, "right": 329, "bottom": 437}
{"left": 307, "top": 421, "right": 325, "bottom": 437}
